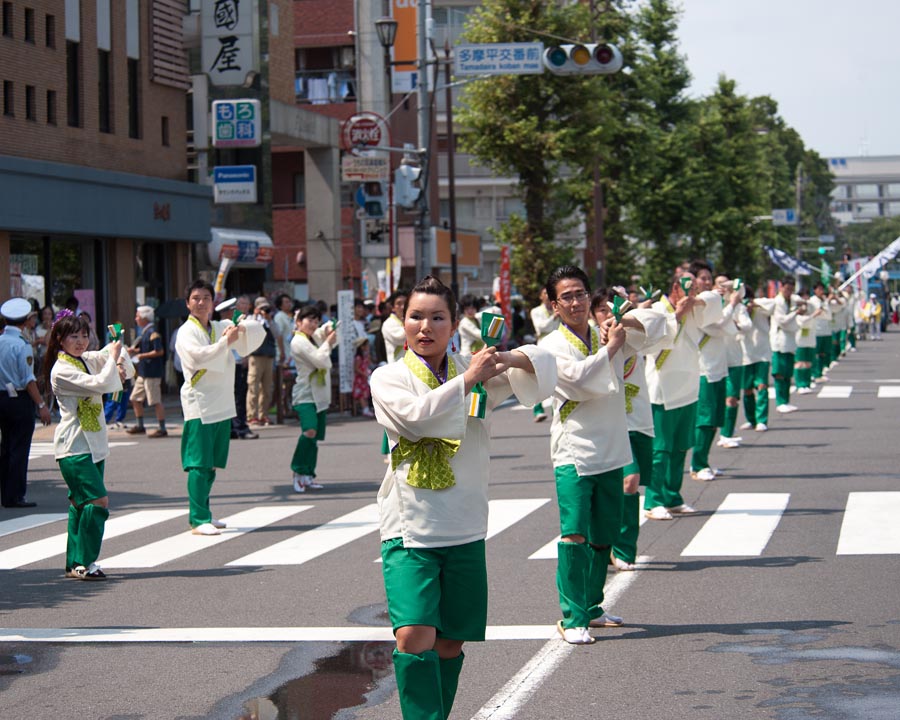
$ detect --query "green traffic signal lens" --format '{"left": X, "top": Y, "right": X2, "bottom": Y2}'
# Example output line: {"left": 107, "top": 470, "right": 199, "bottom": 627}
{"left": 547, "top": 47, "right": 567, "bottom": 67}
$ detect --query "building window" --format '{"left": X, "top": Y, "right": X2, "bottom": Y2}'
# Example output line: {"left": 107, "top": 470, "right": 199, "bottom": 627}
{"left": 24, "top": 6, "right": 34, "bottom": 42}
{"left": 293, "top": 172, "right": 306, "bottom": 207}
{"left": 127, "top": 58, "right": 140, "bottom": 138}
{"left": 2, "top": 2, "right": 12, "bottom": 38}
{"left": 45, "top": 13, "right": 55, "bottom": 48}
{"left": 98, "top": 49, "right": 112, "bottom": 133}
{"left": 2, "top": 80, "right": 13, "bottom": 116}
{"left": 46, "top": 89, "right": 56, "bottom": 124}
{"left": 25, "top": 84, "right": 35, "bottom": 120}
{"left": 66, "top": 41, "right": 81, "bottom": 127}
{"left": 161, "top": 115, "right": 169, "bottom": 146}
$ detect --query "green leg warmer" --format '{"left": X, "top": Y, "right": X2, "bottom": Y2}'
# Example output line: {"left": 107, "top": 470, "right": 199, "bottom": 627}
{"left": 587, "top": 544, "right": 611, "bottom": 621}
{"left": 290, "top": 433, "right": 318, "bottom": 476}
{"left": 66, "top": 504, "right": 81, "bottom": 571}
{"left": 756, "top": 387, "right": 769, "bottom": 424}
{"left": 613, "top": 493, "right": 640, "bottom": 564}
{"left": 644, "top": 448, "right": 669, "bottom": 510}
{"left": 774, "top": 377, "right": 791, "bottom": 406}
{"left": 76, "top": 503, "right": 109, "bottom": 567}
{"left": 691, "top": 426, "right": 716, "bottom": 471}
{"left": 743, "top": 390, "right": 756, "bottom": 428}
{"left": 722, "top": 404, "right": 738, "bottom": 438}
{"left": 439, "top": 653, "right": 464, "bottom": 719}
{"left": 666, "top": 450, "right": 687, "bottom": 508}
{"left": 557, "top": 541, "right": 592, "bottom": 629}
{"left": 187, "top": 468, "right": 216, "bottom": 527}
{"left": 393, "top": 649, "right": 444, "bottom": 720}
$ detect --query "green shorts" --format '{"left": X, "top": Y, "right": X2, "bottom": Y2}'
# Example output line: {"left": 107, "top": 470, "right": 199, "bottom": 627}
{"left": 771, "top": 351, "right": 794, "bottom": 379}
{"left": 294, "top": 403, "right": 327, "bottom": 439}
{"left": 652, "top": 402, "right": 696, "bottom": 453}
{"left": 622, "top": 431, "right": 653, "bottom": 486}
{"left": 696, "top": 376, "right": 726, "bottom": 428}
{"left": 795, "top": 346, "right": 814, "bottom": 363}
{"left": 742, "top": 361, "right": 770, "bottom": 389}
{"left": 58, "top": 454, "right": 107, "bottom": 506}
{"left": 725, "top": 366, "right": 744, "bottom": 397}
{"left": 181, "top": 418, "right": 231, "bottom": 471}
{"left": 555, "top": 464, "right": 623, "bottom": 546}
{"left": 381, "top": 538, "right": 487, "bottom": 641}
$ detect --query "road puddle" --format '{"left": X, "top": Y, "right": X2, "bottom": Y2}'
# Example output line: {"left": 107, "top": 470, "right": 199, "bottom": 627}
{"left": 236, "top": 641, "right": 395, "bottom": 720}
{"left": 0, "top": 653, "right": 33, "bottom": 676}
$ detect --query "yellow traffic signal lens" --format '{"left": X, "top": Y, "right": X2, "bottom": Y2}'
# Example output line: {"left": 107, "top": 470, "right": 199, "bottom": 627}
{"left": 571, "top": 46, "right": 590, "bottom": 65}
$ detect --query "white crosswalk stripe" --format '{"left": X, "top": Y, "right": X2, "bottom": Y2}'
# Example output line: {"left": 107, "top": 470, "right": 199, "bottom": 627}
{"left": 28, "top": 441, "right": 137, "bottom": 461}
{"left": 0, "top": 509, "right": 187, "bottom": 569}
{"left": 4, "top": 493, "right": 900, "bottom": 571}
{"left": 818, "top": 385, "right": 853, "bottom": 398}
{"left": 681, "top": 493, "right": 789, "bottom": 556}
{"left": 836, "top": 492, "right": 900, "bottom": 555}
{"left": 877, "top": 385, "right": 900, "bottom": 398}
{"left": 103, "top": 506, "right": 310, "bottom": 568}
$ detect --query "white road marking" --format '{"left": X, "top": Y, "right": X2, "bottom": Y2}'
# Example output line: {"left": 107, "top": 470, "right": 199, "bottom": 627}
{"left": 28, "top": 441, "right": 137, "bottom": 460}
{"left": 470, "top": 556, "right": 647, "bottom": 720}
{"left": 877, "top": 385, "right": 900, "bottom": 398}
{"left": 529, "top": 496, "right": 645, "bottom": 559}
{"left": 102, "top": 506, "right": 310, "bottom": 568}
{"left": 0, "top": 509, "right": 188, "bottom": 569}
{"left": 818, "top": 385, "right": 852, "bottom": 398}
{"left": 0, "top": 514, "right": 67, "bottom": 539}
{"left": 681, "top": 493, "right": 789, "bottom": 557}
{"left": 837, "top": 492, "right": 900, "bottom": 555}
{"left": 231, "top": 503, "right": 379, "bottom": 567}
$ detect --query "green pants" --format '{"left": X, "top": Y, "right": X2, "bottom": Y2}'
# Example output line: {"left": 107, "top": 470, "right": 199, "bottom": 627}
{"left": 692, "top": 377, "right": 725, "bottom": 471}
{"left": 291, "top": 404, "right": 326, "bottom": 476}
{"left": 742, "top": 361, "right": 769, "bottom": 426}
{"left": 772, "top": 352, "right": 794, "bottom": 406}
{"left": 794, "top": 346, "right": 814, "bottom": 389}
{"left": 181, "top": 418, "right": 231, "bottom": 528}
{"left": 645, "top": 402, "right": 695, "bottom": 510}
{"left": 393, "top": 649, "right": 464, "bottom": 720}
{"left": 813, "top": 335, "right": 830, "bottom": 379}
{"left": 58, "top": 455, "right": 109, "bottom": 570}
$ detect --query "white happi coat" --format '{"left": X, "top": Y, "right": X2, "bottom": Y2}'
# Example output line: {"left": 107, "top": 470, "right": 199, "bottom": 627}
{"left": 372, "top": 346, "right": 556, "bottom": 548}
{"left": 290, "top": 331, "right": 334, "bottom": 412}
{"left": 741, "top": 299, "right": 774, "bottom": 365}
{"left": 381, "top": 313, "right": 406, "bottom": 363}
{"left": 770, "top": 294, "right": 800, "bottom": 354}
{"left": 644, "top": 291, "right": 723, "bottom": 410}
{"left": 51, "top": 346, "right": 135, "bottom": 462}
{"left": 176, "top": 316, "right": 265, "bottom": 424}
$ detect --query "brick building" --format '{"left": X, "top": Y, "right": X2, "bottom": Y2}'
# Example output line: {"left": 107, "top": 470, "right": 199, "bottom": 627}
{"left": 0, "top": 0, "right": 210, "bottom": 331}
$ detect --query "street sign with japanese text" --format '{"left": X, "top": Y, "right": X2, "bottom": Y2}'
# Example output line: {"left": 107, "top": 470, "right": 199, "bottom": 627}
{"left": 201, "top": 0, "right": 258, "bottom": 86}
{"left": 455, "top": 43, "right": 545, "bottom": 76}
{"left": 212, "top": 99, "right": 261, "bottom": 148}
{"left": 341, "top": 155, "right": 390, "bottom": 182}
{"left": 340, "top": 113, "right": 389, "bottom": 150}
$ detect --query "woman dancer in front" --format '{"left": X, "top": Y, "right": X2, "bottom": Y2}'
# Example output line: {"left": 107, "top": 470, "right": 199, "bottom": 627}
{"left": 371, "top": 276, "right": 555, "bottom": 719}
{"left": 45, "top": 311, "right": 134, "bottom": 580}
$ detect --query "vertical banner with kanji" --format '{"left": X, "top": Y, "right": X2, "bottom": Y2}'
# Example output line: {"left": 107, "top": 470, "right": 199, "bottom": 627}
{"left": 201, "top": 0, "right": 258, "bottom": 86}
{"left": 499, "top": 244, "right": 512, "bottom": 346}
{"left": 391, "top": 0, "right": 417, "bottom": 93}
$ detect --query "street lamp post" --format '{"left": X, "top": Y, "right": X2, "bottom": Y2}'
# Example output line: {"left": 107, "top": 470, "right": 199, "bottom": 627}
{"left": 375, "top": 17, "right": 398, "bottom": 293}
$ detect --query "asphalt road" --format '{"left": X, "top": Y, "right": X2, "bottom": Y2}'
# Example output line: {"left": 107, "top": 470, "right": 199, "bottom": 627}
{"left": 2, "top": 333, "right": 900, "bottom": 720}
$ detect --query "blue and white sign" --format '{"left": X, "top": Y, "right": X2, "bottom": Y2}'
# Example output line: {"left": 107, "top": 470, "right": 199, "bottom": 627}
{"left": 772, "top": 208, "right": 798, "bottom": 226}
{"left": 212, "top": 99, "right": 261, "bottom": 148}
{"left": 455, "top": 43, "right": 544, "bottom": 76}
{"left": 213, "top": 166, "right": 257, "bottom": 204}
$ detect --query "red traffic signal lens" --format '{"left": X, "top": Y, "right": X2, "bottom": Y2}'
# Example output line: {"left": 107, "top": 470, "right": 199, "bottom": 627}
{"left": 594, "top": 44, "right": 614, "bottom": 64}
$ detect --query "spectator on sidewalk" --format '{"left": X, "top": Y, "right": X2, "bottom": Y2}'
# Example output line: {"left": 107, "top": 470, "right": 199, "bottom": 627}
{"left": 247, "top": 297, "right": 277, "bottom": 425}
{"left": 126, "top": 306, "right": 168, "bottom": 438}
{"left": 230, "top": 297, "right": 258, "bottom": 440}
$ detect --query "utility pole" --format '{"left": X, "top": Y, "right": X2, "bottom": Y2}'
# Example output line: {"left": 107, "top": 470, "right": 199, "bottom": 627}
{"left": 795, "top": 161, "right": 803, "bottom": 288}
{"left": 444, "top": 42, "right": 459, "bottom": 300}
{"left": 415, "top": 0, "right": 431, "bottom": 280}
{"left": 589, "top": 0, "right": 612, "bottom": 287}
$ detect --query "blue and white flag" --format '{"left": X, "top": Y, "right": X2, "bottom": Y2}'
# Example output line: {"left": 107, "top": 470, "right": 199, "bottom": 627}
{"left": 763, "top": 245, "right": 815, "bottom": 276}
{"left": 859, "top": 236, "right": 900, "bottom": 279}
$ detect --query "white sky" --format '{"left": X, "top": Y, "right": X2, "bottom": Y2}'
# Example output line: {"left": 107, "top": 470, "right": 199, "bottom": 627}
{"left": 677, "top": 0, "right": 899, "bottom": 159}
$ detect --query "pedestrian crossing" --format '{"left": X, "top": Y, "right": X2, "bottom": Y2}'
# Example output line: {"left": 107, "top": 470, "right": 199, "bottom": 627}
{"left": 28, "top": 441, "right": 137, "bottom": 460}
{"left": 2, "top": 492, "right": 899, "bottom": 572}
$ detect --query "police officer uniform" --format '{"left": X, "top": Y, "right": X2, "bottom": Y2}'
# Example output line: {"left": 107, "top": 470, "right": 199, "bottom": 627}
{"left": 0, "top": 298, "right": 48, "bottom": 507}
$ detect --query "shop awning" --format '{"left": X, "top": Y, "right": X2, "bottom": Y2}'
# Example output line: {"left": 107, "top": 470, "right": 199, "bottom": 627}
{"left": 208, "top": 228, "right": 274, "bottom": 268}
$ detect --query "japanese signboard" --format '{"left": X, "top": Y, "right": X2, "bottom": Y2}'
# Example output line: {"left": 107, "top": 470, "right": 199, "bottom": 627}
{"left": 340, "top": 113, "right": 389, "bottom": 150}
{"left": 455, "top": 43, "right": 545, "bottom": 76}
{"left": 213, "top": 165, "right": 257, "bottom": 204}
{"left": 201, "top": 0, "right": 258, "bottom": 87}
{"left": 341, "top": 156, "right": 390, "bottom": 182}
{"left": 212, "top": 99, "right": 261, "bottom": 148}
{"left": 391, "top": 0, "right": 417, "bottom": 93}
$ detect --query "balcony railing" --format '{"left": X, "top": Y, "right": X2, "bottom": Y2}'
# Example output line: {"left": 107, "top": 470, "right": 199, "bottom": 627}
{"left": 295, "top": 69, "right": 356, "bottom": 105}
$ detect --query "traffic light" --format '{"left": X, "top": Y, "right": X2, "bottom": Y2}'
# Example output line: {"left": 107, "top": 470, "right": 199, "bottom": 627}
{"left": 362, "top": 181, "right": 386, "bottom": 219}
{"left": 365, "top": 219, "right": 386, "bottom": 244}
{"left": 818, "top": 246, "right": 834, "bottom": 255}
{"left": 542, "top": 43, "right": 623, "bottom": 75}
{"left": 395, "top": 163, "right": 422, "bottom": 209}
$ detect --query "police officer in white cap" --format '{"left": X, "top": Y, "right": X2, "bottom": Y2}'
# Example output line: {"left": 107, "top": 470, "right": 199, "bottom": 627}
{"left": 0, "top": 297, "right": 52, "bottom": 508}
